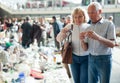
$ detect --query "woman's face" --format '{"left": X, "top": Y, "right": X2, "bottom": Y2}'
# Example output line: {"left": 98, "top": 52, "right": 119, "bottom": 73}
{"left": 73, "top": 12, "right": 84, "bottom": 25}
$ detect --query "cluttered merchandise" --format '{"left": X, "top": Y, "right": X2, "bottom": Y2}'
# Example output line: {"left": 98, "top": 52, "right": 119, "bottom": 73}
{"left": 0, "top": 38, "right": 71, "bottom": 83}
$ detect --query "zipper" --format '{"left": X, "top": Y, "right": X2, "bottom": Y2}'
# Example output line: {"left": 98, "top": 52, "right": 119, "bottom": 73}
{"left": 78, "top": 25, "right": 80, "bottom": 55}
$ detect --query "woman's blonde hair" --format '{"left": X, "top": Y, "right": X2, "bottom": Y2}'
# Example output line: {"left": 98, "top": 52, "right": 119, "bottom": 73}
{"left": 71, "top": 7, "right": 89, "bottom": 23}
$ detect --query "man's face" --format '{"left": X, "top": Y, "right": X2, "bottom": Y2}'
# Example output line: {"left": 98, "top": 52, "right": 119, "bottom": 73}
{"left": 88, "top": 5, "right": 100, "bottom": 23}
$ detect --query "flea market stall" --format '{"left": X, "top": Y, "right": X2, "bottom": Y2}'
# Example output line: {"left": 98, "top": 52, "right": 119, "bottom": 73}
{"left": 0, "top": 37, "right": 71, "bottom": 83}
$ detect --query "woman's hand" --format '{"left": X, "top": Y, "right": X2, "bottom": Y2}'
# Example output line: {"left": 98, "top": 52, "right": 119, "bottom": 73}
{"left": 80, "top": 32, "right": 87, "bottom": 41}
{"left": 80, "top": 32, "right": 88, "bottom": 51}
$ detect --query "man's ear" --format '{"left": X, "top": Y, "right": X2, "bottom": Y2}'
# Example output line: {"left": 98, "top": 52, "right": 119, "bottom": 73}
{"left": 99, "top": 9, "right": 102, "bottom": 14}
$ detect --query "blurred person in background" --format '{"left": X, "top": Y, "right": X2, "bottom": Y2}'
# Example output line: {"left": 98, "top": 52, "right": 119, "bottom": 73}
{"left": 0, "top": 21, "right": 3, "bottom": 31}
{"left": 108, "top": 15, "right": 119, "bottom": 46}
{"left": 61, "top": 17, "right": 66, "bottom": 28}
{"left": 30, "top": 19, "right": 43, "bottom": 47}
{"left": 63, "top": 15, "right": 72, "bottom": 27}
{"left": 5, "top": 18, "right": 13, "bottom": 32}
{"left": 108, "top": 15, "right": 113, "bottom": 22}
{"left": 57, "top": 17, "right": 64, "bottom": 31}
{"left": 21, "top": 16, "right": 32, "bottom": 48}
{"left": 52, "top": 16, "right": 60, "bottom": 50}
{"left": 39, "top": 17, "right": 47, "bottom": 46}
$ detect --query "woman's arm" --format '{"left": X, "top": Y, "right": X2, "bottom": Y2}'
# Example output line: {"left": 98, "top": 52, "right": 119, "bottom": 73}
{"left": 56, "top": 28, "right": 69, "bottom": 42}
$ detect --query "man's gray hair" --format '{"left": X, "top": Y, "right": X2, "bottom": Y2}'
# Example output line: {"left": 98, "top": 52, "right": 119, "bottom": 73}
{"left": 88, "top": 2, "right": 102, "bottom": 11}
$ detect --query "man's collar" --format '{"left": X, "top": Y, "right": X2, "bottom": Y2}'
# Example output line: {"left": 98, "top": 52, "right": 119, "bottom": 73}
{"left": 99, "top": 18, "right": 104, "bottom": 24}
{"left": 92, "top": 17, "right": 103, "bottom": 24}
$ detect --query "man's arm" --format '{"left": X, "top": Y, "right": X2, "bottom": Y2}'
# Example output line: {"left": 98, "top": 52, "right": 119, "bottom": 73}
{"left": 86, "top": 31, "right": 115, "bottom": 48}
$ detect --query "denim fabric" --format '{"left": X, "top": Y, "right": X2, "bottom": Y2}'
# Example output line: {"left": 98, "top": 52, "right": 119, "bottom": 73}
{"left": 70, "top": 53, "right": 88, "bottom": 83}
{"left": 88, "top": 54, "right": 112, "bottom": 83}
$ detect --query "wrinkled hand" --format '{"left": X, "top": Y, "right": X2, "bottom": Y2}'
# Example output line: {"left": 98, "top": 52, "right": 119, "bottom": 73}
{"left": 86, "top": 31, "right": 101, "bottom": 40}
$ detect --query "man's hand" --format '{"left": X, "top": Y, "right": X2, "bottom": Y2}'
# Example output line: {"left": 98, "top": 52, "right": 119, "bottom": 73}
{"left": 86, "top": 31, "right": 101, "bottom": 40}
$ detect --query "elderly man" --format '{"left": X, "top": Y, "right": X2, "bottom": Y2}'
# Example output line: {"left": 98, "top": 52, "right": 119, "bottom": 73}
{"left": 80, "top": 2, "right": 116, "bottom": 83}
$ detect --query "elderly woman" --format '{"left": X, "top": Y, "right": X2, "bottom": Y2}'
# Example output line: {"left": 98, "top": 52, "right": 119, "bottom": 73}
{"left": 56, "top": 7, "right": 90, "bottom": 83}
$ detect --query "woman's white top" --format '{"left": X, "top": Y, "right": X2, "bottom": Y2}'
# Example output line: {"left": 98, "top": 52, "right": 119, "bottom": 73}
{"left": 57, "top": 23, "right": 90, "bottom": 56}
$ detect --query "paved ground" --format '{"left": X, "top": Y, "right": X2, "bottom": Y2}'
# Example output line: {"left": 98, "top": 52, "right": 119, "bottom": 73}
{"left": 70, "top": 47, "right": 120, "bottom": 83}
{"left": 110, "top": 47, "right": 120, "bottom": 83}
